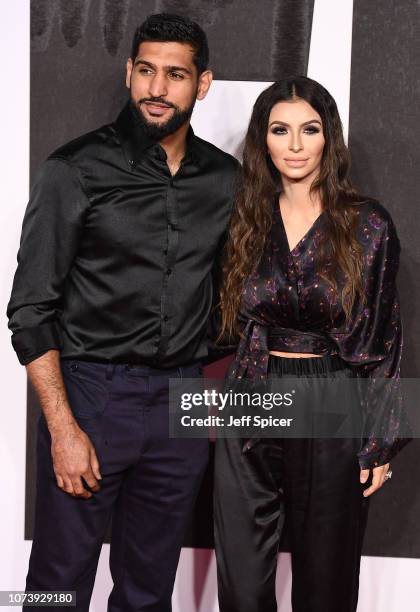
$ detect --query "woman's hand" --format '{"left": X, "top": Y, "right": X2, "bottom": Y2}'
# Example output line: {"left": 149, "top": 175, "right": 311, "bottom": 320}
{"left": 360, "top": 463, "right": 390, "bottom": 497}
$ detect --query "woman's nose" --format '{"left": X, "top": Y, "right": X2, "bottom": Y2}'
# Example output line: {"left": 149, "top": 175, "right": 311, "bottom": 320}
{"left": 289, "top": 134, "right": 303, "bottom": 152}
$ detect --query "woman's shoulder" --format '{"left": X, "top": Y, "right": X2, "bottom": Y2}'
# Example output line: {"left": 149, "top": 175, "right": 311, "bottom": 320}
{"left": 349, "top": 199, "right": 397, "bottom": 237}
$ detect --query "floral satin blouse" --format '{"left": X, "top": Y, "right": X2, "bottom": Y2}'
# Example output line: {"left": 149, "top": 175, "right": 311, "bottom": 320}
{"left": 227, "top": 195, "right": 409, "bottom": 469}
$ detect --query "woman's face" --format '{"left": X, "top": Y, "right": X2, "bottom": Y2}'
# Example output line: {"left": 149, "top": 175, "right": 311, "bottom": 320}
{"left": 266, "top": 98, "right": 325, "bottom": 182}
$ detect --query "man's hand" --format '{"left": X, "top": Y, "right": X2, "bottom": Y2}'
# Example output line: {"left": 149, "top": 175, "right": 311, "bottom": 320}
{"left": 360, "top": 462, "right": 390, "bottom": 497}
{"left": 25, "top": 350, "right": 102, "bottom": 499}
{"left": 51, "top": 423, "right": 101, "bottom": 499}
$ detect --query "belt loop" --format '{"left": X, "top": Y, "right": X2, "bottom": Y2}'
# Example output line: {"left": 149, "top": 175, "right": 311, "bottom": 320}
{"left": 106, "top": 363, "right": 116, "bottom": 380}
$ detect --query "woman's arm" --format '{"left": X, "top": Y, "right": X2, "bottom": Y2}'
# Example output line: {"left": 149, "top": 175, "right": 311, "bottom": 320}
{"left": 330, "top": 202, "right": 410, "bottom": 476}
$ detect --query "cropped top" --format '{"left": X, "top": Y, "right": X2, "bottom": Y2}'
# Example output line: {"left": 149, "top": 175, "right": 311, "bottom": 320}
{"left": 227, "top": 195, "right": 409, "bottom": 469}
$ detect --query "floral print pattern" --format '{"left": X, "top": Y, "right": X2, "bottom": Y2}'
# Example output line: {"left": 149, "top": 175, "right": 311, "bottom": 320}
{"left": 227, "top": 195, "right": 409, "bottom": 469}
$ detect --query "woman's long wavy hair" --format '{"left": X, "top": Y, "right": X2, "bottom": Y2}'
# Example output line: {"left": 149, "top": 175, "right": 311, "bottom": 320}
{"left": 220, "top": 76, "right": 368, "bottom": 341}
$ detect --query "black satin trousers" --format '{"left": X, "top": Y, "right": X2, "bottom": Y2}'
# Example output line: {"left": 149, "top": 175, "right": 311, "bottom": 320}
{"left": 214, "top": 354, "right": 370, "bottom": 612}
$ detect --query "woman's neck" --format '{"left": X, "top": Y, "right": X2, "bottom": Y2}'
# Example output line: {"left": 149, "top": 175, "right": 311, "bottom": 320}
{"left": 280, "top": 172, "right": 322, "bottom": 215}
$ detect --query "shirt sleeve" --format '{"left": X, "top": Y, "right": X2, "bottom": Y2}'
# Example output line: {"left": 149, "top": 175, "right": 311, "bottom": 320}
{"left": 330, "top": 203, "right": 410, "bottom": 469}
{"left": 7, "top": 158, "right": 90, "bottom": 365}
{"left": 203, "top": 158, "right": 242, "bottom": 366}
{"left": 203, "top": 230, "right": 239, "bottom": 366}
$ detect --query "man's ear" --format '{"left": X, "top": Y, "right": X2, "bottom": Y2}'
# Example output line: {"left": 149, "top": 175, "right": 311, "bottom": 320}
{"left": 125, "top": 58, "right": 133, "bottom": 89}
{"left": 196, "top": 70, "right": 213, "bottom": 101}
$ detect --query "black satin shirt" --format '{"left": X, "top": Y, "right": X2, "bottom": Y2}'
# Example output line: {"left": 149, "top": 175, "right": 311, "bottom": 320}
{"left": 7, "top": 103, "right": 240, "bottom": 367}
{"left": 228, "top": 195, "right": 409, "bottom": 469}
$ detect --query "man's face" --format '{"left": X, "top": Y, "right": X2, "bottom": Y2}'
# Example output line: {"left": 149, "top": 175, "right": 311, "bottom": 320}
{"left": 126, "top": 41, "right": 212, "bottom": 139}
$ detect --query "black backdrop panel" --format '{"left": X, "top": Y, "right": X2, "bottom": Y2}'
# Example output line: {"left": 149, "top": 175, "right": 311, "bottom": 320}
{"left": 348, "top": 0, "right": 420, "bottom": 557}
{"left": 30, "top": 0, "right": 314, "bottom": 179}
{"left": 26, "top": 0, "right": 420, "bottom": 559}
{"left": 27, "top": 0, "right": 315, "bottom": 545}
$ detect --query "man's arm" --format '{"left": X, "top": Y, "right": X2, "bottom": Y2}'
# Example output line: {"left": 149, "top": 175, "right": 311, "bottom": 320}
{"left": 203, "top": 227, "right": 239, "bottom": 366}
{"left": 7, "top": 158, "right": 89, "bottom": 363}
{"left": 8, "top": 158, "right": 100, "bottom": 497}
{"left": 27, "top": 350, "right": 101, "bottom": 498}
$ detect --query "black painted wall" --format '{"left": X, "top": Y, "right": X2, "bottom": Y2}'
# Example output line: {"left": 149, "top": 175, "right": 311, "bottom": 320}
{"left": 348, "top": 0, "right": 420, "bottom": 558}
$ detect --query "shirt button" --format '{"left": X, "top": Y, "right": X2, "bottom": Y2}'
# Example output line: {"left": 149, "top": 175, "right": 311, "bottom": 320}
{"left": 163, "top": 315, "right": 169, "bottom": 322}
{"left": 166, "top": 268, "right": 172, "bottom": 276}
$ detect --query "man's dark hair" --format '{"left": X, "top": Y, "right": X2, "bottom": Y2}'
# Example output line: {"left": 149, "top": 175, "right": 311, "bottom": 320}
{"left": 130, "top": 13, "right": 209, "bottom": 75}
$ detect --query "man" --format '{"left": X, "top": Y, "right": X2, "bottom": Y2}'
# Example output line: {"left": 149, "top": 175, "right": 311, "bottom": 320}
{"left": 7, "top": 13, "right": 239, "bottom": 612}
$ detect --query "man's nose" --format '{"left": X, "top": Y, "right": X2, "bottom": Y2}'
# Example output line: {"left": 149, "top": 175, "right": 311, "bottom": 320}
{"left": 148, "top": 73, "right": 168, "bottom": 99}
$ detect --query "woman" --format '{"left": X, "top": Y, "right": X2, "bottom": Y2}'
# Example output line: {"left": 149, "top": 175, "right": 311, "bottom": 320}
{"left": 213, "top": 76, "right": 409, "bottom": 612}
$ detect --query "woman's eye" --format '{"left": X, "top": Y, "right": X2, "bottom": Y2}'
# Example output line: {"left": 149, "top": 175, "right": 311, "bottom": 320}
{"left": 304, "top": 126, "right": 320, "bottom": 134}
{"left": 270, "top": 125, "right": 321, "bottom": 135}
{"left": 271, "top": 127, "right": 287, "bottom": 135}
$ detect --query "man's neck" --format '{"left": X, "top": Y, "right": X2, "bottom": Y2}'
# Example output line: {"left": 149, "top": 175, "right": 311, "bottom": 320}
{"left": 159, "top": 122, "right": 190, "bottom": 170}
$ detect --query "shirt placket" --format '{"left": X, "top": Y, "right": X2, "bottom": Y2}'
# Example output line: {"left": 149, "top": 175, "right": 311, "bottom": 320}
{"left": 155, "top": 177, "right": 180, "bottom": 360}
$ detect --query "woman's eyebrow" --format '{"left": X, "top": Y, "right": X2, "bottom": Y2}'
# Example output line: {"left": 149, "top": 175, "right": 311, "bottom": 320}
{"left": 269, "top": 119, "right": 322, "bottom": 127}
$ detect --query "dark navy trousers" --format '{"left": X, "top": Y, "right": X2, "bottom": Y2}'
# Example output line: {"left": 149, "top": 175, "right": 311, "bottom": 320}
{"left": 26, "top": 359, "right": 209, "bottom": 611}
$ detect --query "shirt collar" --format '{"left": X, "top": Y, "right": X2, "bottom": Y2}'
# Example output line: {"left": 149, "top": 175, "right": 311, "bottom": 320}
{"left": 114, "top": 101, "right": 199, "bottom": 168}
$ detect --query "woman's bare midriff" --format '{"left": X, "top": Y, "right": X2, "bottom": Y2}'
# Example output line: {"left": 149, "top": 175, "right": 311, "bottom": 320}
{"left": 269, "top": 351, "right": 323, "bottom": 358}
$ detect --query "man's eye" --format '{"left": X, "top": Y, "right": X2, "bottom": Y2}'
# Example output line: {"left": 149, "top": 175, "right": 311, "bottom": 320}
{"left": 169, "top": 72, "right": 184, "bottom": 80}
{"left": 139, "top": 68, "right": 152, "bottom": 75}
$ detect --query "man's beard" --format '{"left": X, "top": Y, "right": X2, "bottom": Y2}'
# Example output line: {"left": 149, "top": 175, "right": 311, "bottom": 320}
{"left": 130, "top": 95, "right": 196, "bottom": 141}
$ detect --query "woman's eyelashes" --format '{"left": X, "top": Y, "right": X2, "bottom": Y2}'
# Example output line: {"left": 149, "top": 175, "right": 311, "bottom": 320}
{"left": 270, "top": 125, "right": 321, "bottom": 135}
{"left": 304, "top": 125, "right": 321, "bottom": 134}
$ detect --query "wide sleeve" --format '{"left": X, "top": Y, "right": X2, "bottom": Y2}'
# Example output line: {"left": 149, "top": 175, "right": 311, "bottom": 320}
{"left": 330, "top": 203, "right": 410, "bottom": 469}
{"left": 7, "top": 158, "right": 90, "bottom": 365}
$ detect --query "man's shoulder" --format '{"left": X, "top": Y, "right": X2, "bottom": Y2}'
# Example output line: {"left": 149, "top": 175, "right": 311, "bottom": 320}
{"left": 193, "top": 135, "right": 241, "bottom": 173}
{"left": 47, "top": 122, "right": 117, "bottom": 165}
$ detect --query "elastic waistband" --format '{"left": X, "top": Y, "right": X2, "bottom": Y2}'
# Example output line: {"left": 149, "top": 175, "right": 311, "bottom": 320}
{"left": 268, "top": 353, "right": 345, "bottom": 376}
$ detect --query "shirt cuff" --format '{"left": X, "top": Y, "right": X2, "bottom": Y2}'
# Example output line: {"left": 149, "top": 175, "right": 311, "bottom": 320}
{"left": 11, "top": 321, "right": 63, "bottom": 365}
{"left": 358, "top": 437, "right": 412, "bottom": 470}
